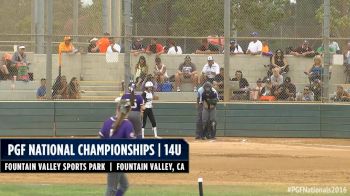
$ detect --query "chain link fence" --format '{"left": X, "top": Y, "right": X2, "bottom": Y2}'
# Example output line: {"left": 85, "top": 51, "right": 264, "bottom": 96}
{"left": 0, "top": 0, "right": 349, "bottom": 102}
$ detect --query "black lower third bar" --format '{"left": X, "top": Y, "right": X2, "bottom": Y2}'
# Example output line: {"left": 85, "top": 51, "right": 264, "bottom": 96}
{"left": 0, "top": 161, "right": 189, "bottom": 173}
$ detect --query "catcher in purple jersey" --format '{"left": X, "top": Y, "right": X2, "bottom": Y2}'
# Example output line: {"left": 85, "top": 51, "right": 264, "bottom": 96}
{"left": 99, "top": 98, "right": 134, "bottom": 196}
{"left": 121, "top": 82, "right": 145, "bottom": 138}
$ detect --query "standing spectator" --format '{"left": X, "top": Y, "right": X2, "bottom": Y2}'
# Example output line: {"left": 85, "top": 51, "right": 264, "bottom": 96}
{"left": 343, "top": 42, "right": 350, "bottom": 83}
{"left": 134, "top": 56, "right": 149, "bottom": 89}
{"left": 175, "top": 55, "right": 198, "bottom": 92}
{"left": 195, "top": 39, "right": 220, "bottom": 54}
{"left": 250, "top": 78, "right": 264, "bottom": 101}
{"left": 131, "top": 38, "right": 145, "bottom": 54}
{"left": 274, "top": 77, "right": 296, "bottom": 101}
{"left": 106, "top": 38, "right": 121, "bottom": 53}
{"left": 229, "top": 39, "right": 244, "bottom": 54}
{"left": 97, "top": 32, "right": 111, "bottom": 53}
{"left": 230, "top": 70, "right": 249, "bottom": 100}
{"left": 290, "top": 40, "right": 315, "bottom": 57}
{"left": 12, "top": 45, "right": 30, "bottom": 81}
{"left": 167, "top": 39, "right": 183, "bottom": 55}
{"left": 153, "top": 56, "right": 168, "bottom": 84}
{"left": 270, "top": 67, "right": 284, "bottom": 87}
{"left": 36, "top": 78, "right": 47, "bottom": 100}
{"left": 334, "top": 85, "right": 350, "bottom": 102}
{"left": 261, "top": 40, "right": 273, "bottom": 56}
{"left": 68, "top": 77, "right": 81, "bottom": 99}
{"left": 145, "top": 38, "right": 164, "bottom": 55}
{"left": 201, "top": 82, "right": 219, "bottom": 139}
{"left": 271, "top": 49, "right": 289, "bottom": 75}
{"left": 87, "top": 37, "right": 99, "bottom": 53}
{"left": 305, "top": 55, "right": 323, "bottom": 84}
{"left": 0, "top": 53, "right": 13, "bottom": 80}
{"left": 201, "top": 56, "right": 220, "bottom": 84}
{"left": 246, "top": 32, "right": 262, "bottom": 55}
{"left": 52, "top": 75, "right": 68, "bottom": 99}
{"left": 58, "top": 36, "right": 77, "bottom": 54}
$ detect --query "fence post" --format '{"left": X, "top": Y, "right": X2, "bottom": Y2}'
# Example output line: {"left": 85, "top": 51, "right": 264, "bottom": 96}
{"left": 223, "top": 0, "right": 231, "bottom": 102}
{"left": 322, "top": 0, "right": 330, "bottom": 102}
{"left": 123, "top": 0, "right": 132, "bottom": 89}
{"left": 45, "top": 0, "right": 53, "bottom": 100}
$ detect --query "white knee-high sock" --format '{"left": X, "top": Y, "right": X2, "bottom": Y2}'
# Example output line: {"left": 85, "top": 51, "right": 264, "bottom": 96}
{"left": 142, "top": 128, "right": 145, "bottom": 138}
{"left": 152, "top": 127, "right": 158, "bottom": 137}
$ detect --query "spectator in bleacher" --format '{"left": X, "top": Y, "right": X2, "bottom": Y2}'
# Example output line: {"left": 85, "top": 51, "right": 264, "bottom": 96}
{"left": 260, "top": 78, "right": 276, "bottom": 101}
{"left": 153, "top": 56, "right": 168, "bottom": 84}
{"left": 195, "top": 39, "right": 220, "bottom": 54}
{"left": 330, "top": 34, "right": 341, "bottom": 54}
{"left": 36, "top": 78, "right": 46, "bottom": 100}
{"left": 300, "top": 85, "right": 314, "bottom": 101}
{"left": 175, "top": 55, "right": 198, "bottom": 92}
{"left": 334, "top": 85, "right": 350, "bottom": 102}
{"left": 316, "top": 43, "right": 337, "bottom": 55}
{"left": 97, "top": 32, "right": 110, "bottom": 53}
{"left": 135, "top": 56, "right": 149, "bottom": 89}
{"left": 52, "top": 75, "right": 68, "bottom": 99}
{"left": 106, "top": 37, "right": 121, "bottom": 53}
{"left": 229, "top": 39, "right": 244, "bottom": 55}
{"left": 270, "top": 67, "right": 283, "bottom": 87}
{"left": 213, "top": 68, "right": 224, "bottom": 100}
{"left": 311, "top": 79, "right": 322, "bottom": 101}
{"left": 261, "top": 40, "right": 273, "bottom": 56}
{"left": 87, "top": 37, "right": 99, "bottom": 53}
{"left": 13, "top": 45, "right": 31, "bottom": 81}
{"left": 274, "top": 77, "right": 296, "bottom": 101}
{"left": 290, "top": 40, "right": 315, "bottom": 57}
{"left": 131, "top": 38, "right": 145, "bottom": 55}
{"left": 343, "top": 41, "right": 350, "bottom": 83}
{"left": 250, "top": 78, "right": 264, "bottom": 101}
{"left": 0, "top": 53, "right": 13, "bottom": 80}
{"left": 146, "top": 38, "right": 164, "bottom": 55}
{"left": 167, "top": 39, "right": 183, "bottom": 55}
{"left": 246, "top": 32, "right": 262, "bottom": 55}
{"left": 58, "top": 36, "right": 77, "bottom": 54}
{"left": 231, "top": 70, "right": 249, "bottom": 100}
{"left": 68, "top": 77, "right": 81, "bottom": 99}
{"left": 201, "top": 56, "right": 220, "bottom": 84}
{"left": 305, "top": 55, "right": 323, "bottom": 84}
{"left": 271, "top": 49, "right": 289, "bottom": 75}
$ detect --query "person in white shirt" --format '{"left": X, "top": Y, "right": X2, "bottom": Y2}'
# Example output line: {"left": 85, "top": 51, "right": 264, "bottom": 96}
{"left": 229, "top": 39, "right": 244, "bottom": 54}
{"left": 167, "top": 39, "right": 183, "bottom": 55}
{"left": 106, "top": 38, "right": 121, "bottom": 53}
{"left": 153, "top": 56, "right": 168, "bottom": 84}
{"left": 246, "top": 32, "right": 262, "bottom": 55}
{"left": 201, "top": 56, "right": 220, "bottom": 84}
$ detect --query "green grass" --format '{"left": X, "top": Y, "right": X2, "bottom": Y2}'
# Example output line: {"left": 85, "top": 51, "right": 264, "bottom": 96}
{"left": 0, "top": 184, "right": 348, "bottom": 196}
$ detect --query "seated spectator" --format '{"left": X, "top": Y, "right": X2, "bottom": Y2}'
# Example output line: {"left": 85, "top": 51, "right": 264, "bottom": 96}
{"left": 298, "top": 85, "right": 315, "bottom": 101}
{"left": 153, "top": 56, "right": 168, "bottom": 84}
{"left": 12, "top": 45, "right": 30, "bottom": 81}
{"left": 167, "top": 39, "right": 183, "bottom": 55}
{"left": 131, "top": 38, "right": 145, "bottom": 54}
{"left": 208, "top": 35, "right": 224, "bottom": 49}
{"left": 195, "top": 39, "right": 220, "bottom": 54}
{"left": 135, "top": 56, "right": 149, "bottom": 89}
{"left": 246, "top": 32, "right": 262, "bottom": 55}
{"left": 228, "top": 39, "right": 244, "bottom": 54}
{"left": 36, "top": 78, "right": 47, "bottom": 100}
{"left": 311, "top": 79, "right": 322, "bottom": 101}
{"left": 274, "top": 77, "right": 296, "bottom": 101}
{"left": 141, "top": 74, "right": 158, "bottom": 92}
{"left": 213, "top": 68, "right": 224, "bottom": 100}
{"left": 52, "top": 75, "right": 68, "bottom": 99}
{"left": 260, "top": 78, "right": 276, "bottom": 101}
{"left": 270, "top": 67, "right": 283, "bottom": 87}
{"left": 106, "top": 37, "right": 121, "bottom": 53}
{"left": 201, "top": 56, "right": 220, "bottom": 84}
{"left": 87, "top": 37, "right": 99, "bottom": 53}
{"left": 330, "top": 34, "right": 341, "bottom": 54}
{"left": 68, "top": 77, "right": 81, "bottom": 99}
{"left": 175, "top": 55, "right": 198, "bottom": 92}
{"left": 58, "top": 36, "right": 77, "bottom": 54}
{"left": 334, "top": 85, "right": 350, "bottom": 102}
{"left": 305, "top": 55, "right": 323, "bottom": 84}
{"left": 290, "top": 40, "right": 315, "bottom": 57}
{"left": 230, "top": 70, "right": 249, "bottom": 100}
{"left": 261, "top": 40, "right": 273, "bottom": 56}
{"left": 271, "top": 49, "right": 289, "bottom": 75}
{"left": 250, "top": 78, "right": 264, "bottom": 101}
{"left": 0, "top": 53, "right": 13, "bottom": 80}
{"left": 146, "top": 38, "right": 164, "bottom": 55}
{"left": 97, "top": 32, "right": 111, "bottom": 53}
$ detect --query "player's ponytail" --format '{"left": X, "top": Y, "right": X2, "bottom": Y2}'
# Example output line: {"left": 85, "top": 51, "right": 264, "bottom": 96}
{"left": 111, "top": 99, "right": 131, "bottom": 137}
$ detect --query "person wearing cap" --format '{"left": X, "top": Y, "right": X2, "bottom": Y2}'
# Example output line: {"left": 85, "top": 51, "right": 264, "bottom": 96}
{"left": 97, "top": 32, "right": 111, "bottom": 53}
{"left": 12, "top": 45, "right": 30, "bottom": 80}
{"left": 145, "top": 38, "right": 164, "bottom": 55}
{"left": 106, "top": 37, "right": 121, "bottom": 53}
{"left": 58, "top": 36, "right": 77, "bottom": 54}
{"left": 290, "top": 40, "right": 315, "bottom": 57}
{"left": 175, "top": 55, "right": 198, "bottom": 92}
{"left": 230, "top": 70, "right": 250, "bottom": 100}
{"left": 153, "top": 56, "right": 168, "bottom": 84}
{"left": 87, "top": 37, "right": 99, "bottom": 53}
{"left": 259, "top": 78, "right": 276, "bottom": 101}
{"left": 131, "top": 38, "right": 145, "bottom": 54}
{"left": 246, "top": 32, "right": 263, "bottom": 55}
{"left": 200, "top": 56, "right": 220, "bottom": 84}
{"left": 99, "top": 98, "right": 134, "bottom": 196}
{"left": 228, "top": 39, "right": 243, "bottom": 54}
{"left": 195, "top": 38, "right": 220, "bottom": 54}
{"left": 0, "top": 53, "right": 13, "bottom": 80}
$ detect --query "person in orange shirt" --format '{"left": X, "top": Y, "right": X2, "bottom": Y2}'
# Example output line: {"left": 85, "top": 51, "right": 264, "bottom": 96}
{"left": 262, "top": 40, "right": 273, "bottom": 56}
{"left": 97, "top": 32, "right": 110, "bottom": 53}
{"left": 58, "top": 36, "right": 76, "bottom": 54}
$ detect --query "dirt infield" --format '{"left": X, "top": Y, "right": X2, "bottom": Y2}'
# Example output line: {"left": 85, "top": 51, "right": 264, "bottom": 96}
{"left": 1, "top": 137, "right": 350, "bottom": 186}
